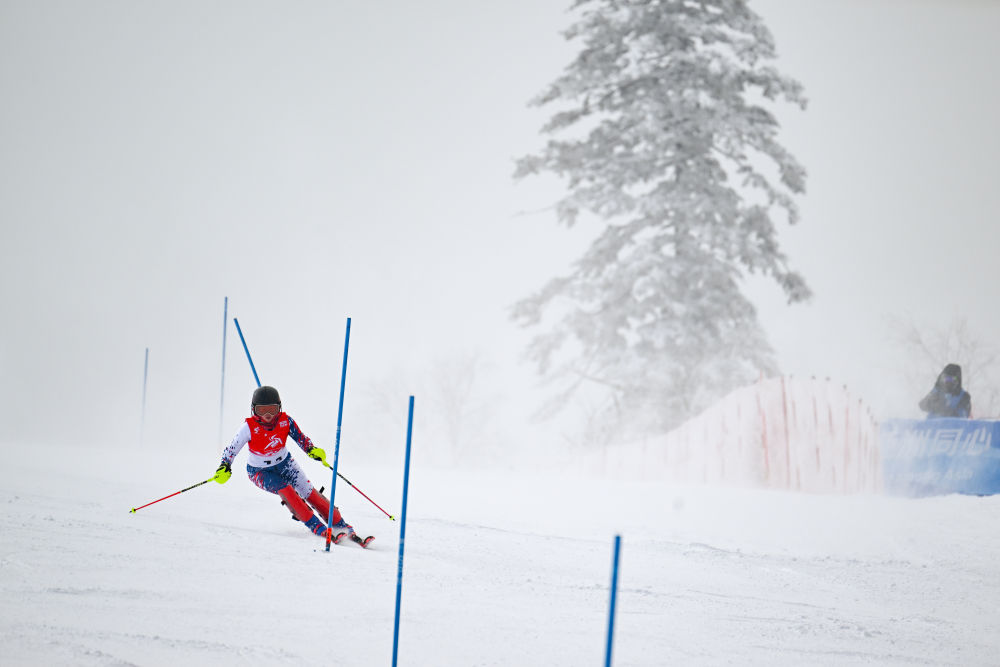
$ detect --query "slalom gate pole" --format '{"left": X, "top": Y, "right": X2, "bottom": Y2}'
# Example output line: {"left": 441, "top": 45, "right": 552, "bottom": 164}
{"left": 231, "top": 316, "right": 395, "bottom": 522}
{"left": 605, "top": 535, "right": 622, "bottom": 667}
{"left": 140, "top": 347, "right": 149, "bottom": 446}
{"left": 232, "top": 317, "right": 261, "bottom": 386}
{"left": 392, "top": 396, "right": 415, "bottom": 667}
{"left": 218, "top": 297, "right": 228, "bottom": 445}
{"left": 129, "top": 478, "right": 214, "bottom": 514}
{"left": 325, "top": 317, "right": 352, "bottom": 552}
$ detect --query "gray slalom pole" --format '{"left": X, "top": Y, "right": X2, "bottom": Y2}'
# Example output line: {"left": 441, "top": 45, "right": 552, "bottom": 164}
{"left": 140, "top": 347, "right": 149, "bottom": 445}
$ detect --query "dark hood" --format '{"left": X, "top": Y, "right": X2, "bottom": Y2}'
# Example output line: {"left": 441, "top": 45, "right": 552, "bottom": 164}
{"left": 937, "top": 363, "right": 963, "bottom": 391}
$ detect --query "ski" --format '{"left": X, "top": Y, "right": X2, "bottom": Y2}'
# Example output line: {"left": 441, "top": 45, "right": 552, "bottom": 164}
{"left": 319, "top": 529, "right": 348, "bottom": 548}
{"left": 349, "top": 533, "right": 375, "bottom": 548}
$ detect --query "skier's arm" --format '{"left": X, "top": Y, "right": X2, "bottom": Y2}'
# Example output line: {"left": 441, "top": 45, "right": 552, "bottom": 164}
{"left": 288, "top": 417, "right": 326, "bottom": 464}
{"left": 288, "top": 417, "right": 317, "bottom": 453}
{"left": 220, "top": 423, "right": 251, "bottom": 467}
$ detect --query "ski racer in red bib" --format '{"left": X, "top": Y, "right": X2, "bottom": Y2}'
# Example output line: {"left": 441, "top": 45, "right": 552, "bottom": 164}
{"left": 211, "top": 385, "right": 355, "bottom": 541}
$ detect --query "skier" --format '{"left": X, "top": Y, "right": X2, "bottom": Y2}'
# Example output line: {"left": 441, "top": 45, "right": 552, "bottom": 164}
{"left": 918, "top": 363, "right": 972, "bottom": 419}
{"left": 211, "top": 385, "right": 360, "bottom": 542}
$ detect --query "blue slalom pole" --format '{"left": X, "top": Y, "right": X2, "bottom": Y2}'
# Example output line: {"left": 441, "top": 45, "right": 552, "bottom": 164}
{"left": 325, "top": 317, "right": 352, "bottom": 553}
{"left": 218, "top": 297, "right": 228, "bottom": 444}
{"left": 605, "top": 535, "right": 622, "bottom": 667}
{"left": 233, "top": 317, "right": 261, "bottom": 387}
{"left": 392, "top": 396, "right": 415, "bottom": 667}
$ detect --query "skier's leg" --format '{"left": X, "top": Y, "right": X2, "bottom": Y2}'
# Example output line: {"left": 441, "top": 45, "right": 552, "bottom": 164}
{"left": 277, "top": 486, "right": 313, "bottom": 522}
{"left": 248, "top": 459, "right": 326, "bottom": 536}
{"left": 279, "top": 457, "right": 348, "bottom": 534}
{"left": 305, "top": 488, "right": 343, "bottom": 525}
{"left": 277, "top": 487, "right": 328, "bottom": 535}
{"left": 305, "top": 488, "right": 328, "bottom": 516}
{"left": 282, "top": 460, "right": 350, "bottom": 527}
{"left": 280, "top": 455, "right": 317, "bottom": 500}
{"left": 247, "top": 462, "right": 291, "bottom": 496}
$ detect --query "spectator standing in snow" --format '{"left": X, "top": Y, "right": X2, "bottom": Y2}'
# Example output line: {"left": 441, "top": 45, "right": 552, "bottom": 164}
{"left": 918, "top": 363, "right": 972, "bottom": 419}
{"left": 211, "top": 385, "right": 355, "bottom": 540}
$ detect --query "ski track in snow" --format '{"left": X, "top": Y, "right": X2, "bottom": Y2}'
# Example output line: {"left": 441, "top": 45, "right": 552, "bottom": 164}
{"left": 1, "top": 444, "right": 998, "bottom": 666}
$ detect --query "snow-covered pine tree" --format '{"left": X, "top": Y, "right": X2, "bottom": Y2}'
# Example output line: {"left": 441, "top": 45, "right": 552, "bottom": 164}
{"left": 514, "top": 0, "right": 810, "bottom": 441}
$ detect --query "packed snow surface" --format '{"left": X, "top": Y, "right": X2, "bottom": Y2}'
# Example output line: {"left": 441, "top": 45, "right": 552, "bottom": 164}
{"left": 2, "top": 443, "right": 998, "bottom": 666}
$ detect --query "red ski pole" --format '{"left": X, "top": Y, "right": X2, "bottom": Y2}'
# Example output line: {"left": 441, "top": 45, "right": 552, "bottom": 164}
{"left": 129, "top": 477, "right": 214, "bottom": 513}
{"left": 320, "top": 461, "right": 395, "bottom": 521}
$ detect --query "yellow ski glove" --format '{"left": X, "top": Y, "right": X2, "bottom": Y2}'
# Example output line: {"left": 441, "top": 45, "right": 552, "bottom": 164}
{"left": 213, "top": 462, "right": 232, "bottom": 484}
{"left": 308, "top": 447, "right": 327, "bottom": 465}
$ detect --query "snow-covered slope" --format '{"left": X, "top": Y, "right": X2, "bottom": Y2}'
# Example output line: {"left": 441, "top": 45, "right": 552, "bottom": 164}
{"left": 2, "top": 443, "right": 998, "bottom": 666}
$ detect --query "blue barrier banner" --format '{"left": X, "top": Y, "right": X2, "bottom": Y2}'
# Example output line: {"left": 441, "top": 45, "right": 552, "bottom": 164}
{"left": 880, "top": 419, "right": 1000, "bottom": 496}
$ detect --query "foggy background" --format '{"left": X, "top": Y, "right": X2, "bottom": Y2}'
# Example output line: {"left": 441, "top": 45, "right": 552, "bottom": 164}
{"left": 2, "top": 1, "right": 998, "bottom": 463}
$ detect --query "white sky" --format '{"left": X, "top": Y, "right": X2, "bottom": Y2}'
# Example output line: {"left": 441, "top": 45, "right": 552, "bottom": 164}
{"left": 2, "top": 1, "right": 999, "bottom": 451}
{"left": 750, "top": 0, "right": 1000, "bottom": 417}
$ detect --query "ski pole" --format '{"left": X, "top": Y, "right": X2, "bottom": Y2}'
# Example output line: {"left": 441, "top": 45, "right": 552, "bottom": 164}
{"left": 129, "top": 478, "right": 214, "bottom": 513}
{"left": 319, "top": 460, "right": 395, "bottom": 520}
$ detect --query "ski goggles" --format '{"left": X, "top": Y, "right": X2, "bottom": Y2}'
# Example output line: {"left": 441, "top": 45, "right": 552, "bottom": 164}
{"left": 254, "top": 404, "right": 281, "bottom": 420}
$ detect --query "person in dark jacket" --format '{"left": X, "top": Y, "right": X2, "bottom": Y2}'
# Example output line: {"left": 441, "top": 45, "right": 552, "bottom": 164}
{"left": 918, "top": 363, "right": 972, "bottom": 419}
